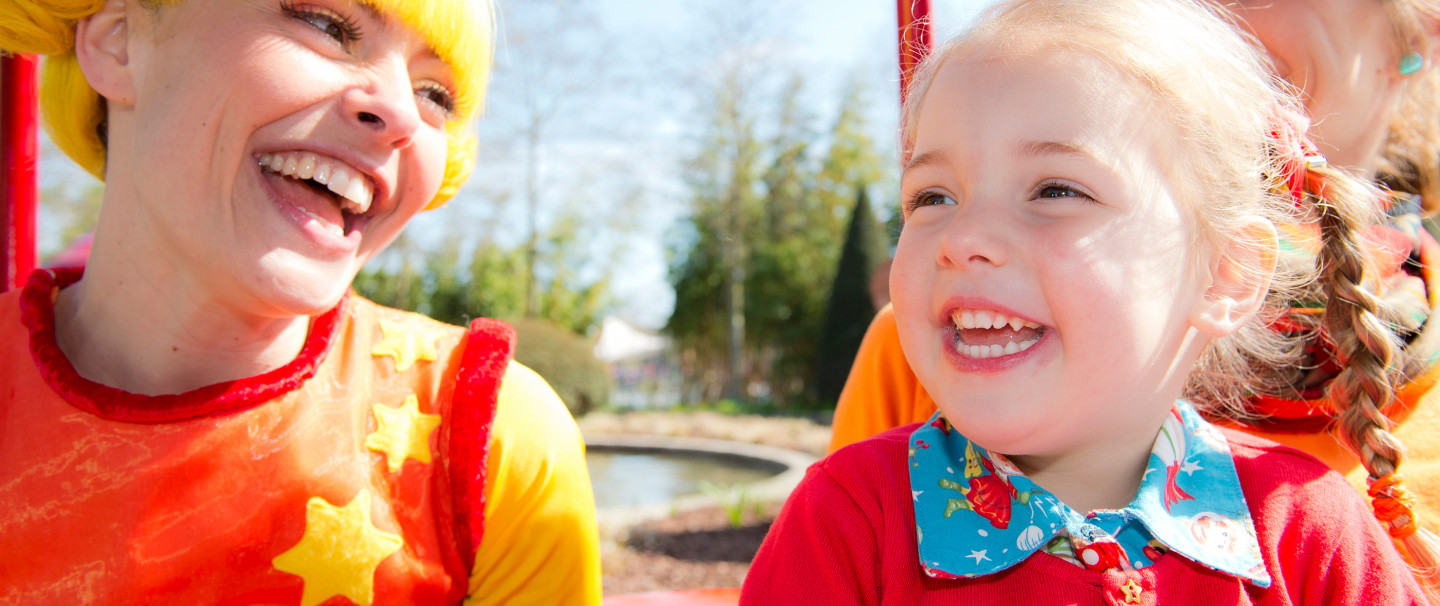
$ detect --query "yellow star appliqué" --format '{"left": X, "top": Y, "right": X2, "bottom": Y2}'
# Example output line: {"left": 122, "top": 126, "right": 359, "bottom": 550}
{"left": 1121, "top": 578, "right": 1144, "bottom": 604}
{"left": 272, "top": 489, "right": 403, "bottom": 606}
{"left": 370, "top": 319, "right": 438, "bottom": 372}
{"left": 364, "top": 394, "right": 443, "bottom": 473}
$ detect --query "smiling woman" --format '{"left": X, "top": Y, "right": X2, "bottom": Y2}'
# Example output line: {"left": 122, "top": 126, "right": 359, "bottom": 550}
{"left": 0, "top": 1, "right": 601, "bottom": 604}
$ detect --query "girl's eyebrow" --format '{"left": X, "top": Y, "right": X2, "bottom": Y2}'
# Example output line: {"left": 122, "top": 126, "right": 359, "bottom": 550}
{"left": 904, "top": 150, "right": 948, "bottom": 175}
{"left": 1018, "top": 140, "right": 1103, "bottom": 164}
{"left": 906, "top": 140, "right": 1103, "bottom": 178}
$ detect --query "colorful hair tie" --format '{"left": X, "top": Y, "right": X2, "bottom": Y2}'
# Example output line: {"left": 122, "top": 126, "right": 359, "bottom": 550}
{"left": 1369, "top": 473, "right": 1421, "bottom": 539}
{"left": 1269, "top": 108, "right": 1326, "bottom": 206}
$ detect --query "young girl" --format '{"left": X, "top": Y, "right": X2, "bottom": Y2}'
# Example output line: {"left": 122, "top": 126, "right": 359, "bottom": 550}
{"left": 743, "top": 0, "right": 1426, "bottom": 602}
{"left": 0, "top": 0, "right": 600, "bottom": 603}
{"left": 828, "top": 0, "right": 1440, "bottom": 588}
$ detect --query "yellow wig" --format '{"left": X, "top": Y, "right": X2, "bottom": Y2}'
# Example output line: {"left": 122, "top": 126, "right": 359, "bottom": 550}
{"left": 0, "top": 0, "right": 492, "bottom": 209}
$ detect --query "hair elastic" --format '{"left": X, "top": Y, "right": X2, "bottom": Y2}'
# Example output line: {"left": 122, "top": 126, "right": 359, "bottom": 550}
{"left": 1369, "top": 473, "right": 1421, "bottom": 539}
{"left": 1400, "top": 52, "right": 1425, "bottom": 76}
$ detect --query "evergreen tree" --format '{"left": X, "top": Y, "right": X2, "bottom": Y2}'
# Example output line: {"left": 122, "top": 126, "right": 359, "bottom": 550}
{"left": 814, "top": 185, "right": 887, "bottom": 403}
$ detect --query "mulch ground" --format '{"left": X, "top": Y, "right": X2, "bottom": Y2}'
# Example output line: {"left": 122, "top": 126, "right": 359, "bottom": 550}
{"left": 602, "top": 502, "right": 784, "bottom": 595}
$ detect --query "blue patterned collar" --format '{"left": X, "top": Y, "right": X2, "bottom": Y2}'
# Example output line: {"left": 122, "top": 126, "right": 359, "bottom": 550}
{"left": 908, "top": 401, "right": 1271, "bottom": 586}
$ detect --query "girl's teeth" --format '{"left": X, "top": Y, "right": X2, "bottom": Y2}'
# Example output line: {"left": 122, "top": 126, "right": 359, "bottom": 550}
{"left": 267, "top": 155, "right": 285, "bottom": 172}
{"left": 313, "top": 162, "right": 332, "bottom": 185}
{"left": 950, "top": 308, "right": 1044, "bottom": 331}
{"left": 281, "top": 155, "right": 299, "bottom": 176}
{"left": 956, "top": 337, "right": 1040, "bottom": 359}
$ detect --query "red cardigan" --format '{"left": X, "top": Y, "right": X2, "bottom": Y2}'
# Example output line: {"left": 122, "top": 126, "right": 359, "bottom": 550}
{"left": 742, "top": 424, "right": 1426, "bottom": 605}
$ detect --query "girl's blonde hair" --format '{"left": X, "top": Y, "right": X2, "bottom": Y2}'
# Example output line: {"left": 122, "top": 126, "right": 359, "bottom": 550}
{"left": 902, "top": 0, "right": 1440, "bottom": 590}
{"left": 0, "top": 0, "right": 492, "bottom": 209}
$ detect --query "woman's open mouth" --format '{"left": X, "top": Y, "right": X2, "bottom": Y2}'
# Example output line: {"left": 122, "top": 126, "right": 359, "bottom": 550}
{"left": 258, "top": 151, "right": 375, "bottom": 238}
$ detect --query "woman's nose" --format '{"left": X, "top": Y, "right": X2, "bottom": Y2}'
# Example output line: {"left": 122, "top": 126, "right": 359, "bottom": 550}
{"left": 344, "top": 58, "right": 422, "bottom": 149}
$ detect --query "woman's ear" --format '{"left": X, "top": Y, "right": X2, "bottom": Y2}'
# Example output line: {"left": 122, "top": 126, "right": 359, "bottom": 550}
{"left": 1416, "top": 11, "right": 1440, "bottom": 74}
{"left": 74, "top": 0, "right": 135, "bottom": 105}
{"left": 1192, "top": 218, "right": 1278, "bottom": 338}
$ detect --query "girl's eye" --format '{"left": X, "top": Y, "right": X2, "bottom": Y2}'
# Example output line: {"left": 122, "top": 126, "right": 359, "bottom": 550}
{"left": 282, "top": 2, "right": 363, "bottom": 46}
{"left": 904, "top": 190, "right": 957, "bottom": 213}
{"left": 1035, "top": 181, "right": 1093, "bottom": 202}
{"left": 415, "top": 82, "right": 457, "bottom": 118}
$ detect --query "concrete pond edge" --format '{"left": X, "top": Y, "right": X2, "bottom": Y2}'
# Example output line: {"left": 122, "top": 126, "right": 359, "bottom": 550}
{"left": 583, "top": 432, "right": 819, "bottom": 530}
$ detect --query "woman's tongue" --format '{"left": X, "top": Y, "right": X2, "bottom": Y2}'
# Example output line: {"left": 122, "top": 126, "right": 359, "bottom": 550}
{"left": 270, "top": 171, "right": 346, "bottom": 232}
{"left": 959, "top": 325, "right": 1043, "bottom": 346}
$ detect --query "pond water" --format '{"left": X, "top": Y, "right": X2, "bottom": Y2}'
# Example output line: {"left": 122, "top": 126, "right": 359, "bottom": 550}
{"left": 586, "top": 446, "right": 784, "bottom": 510}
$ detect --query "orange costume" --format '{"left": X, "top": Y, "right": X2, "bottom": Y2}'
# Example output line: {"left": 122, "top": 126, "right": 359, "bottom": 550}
{"left": 829, "top": 234, "right": 1440, "bottom": 540}
{"left": 0, "top": 269, "right": 601, "bottom": 605}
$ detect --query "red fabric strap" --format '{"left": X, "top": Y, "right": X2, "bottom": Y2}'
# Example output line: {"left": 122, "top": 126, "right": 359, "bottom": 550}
{"left": 447, "top": 317, "right": 516, "bottom": 574}
{"left": 19, "top": 267, "right": 343, "bottom": 423}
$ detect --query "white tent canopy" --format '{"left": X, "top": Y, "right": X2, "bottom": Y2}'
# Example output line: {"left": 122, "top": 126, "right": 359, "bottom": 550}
{"left": 593, "top": 316, "right": 670, "bottom": 363}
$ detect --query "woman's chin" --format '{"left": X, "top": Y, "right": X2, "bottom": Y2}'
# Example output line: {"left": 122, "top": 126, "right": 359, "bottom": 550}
{"left": 251, "top": 255, "right": 358, "bottom": 316}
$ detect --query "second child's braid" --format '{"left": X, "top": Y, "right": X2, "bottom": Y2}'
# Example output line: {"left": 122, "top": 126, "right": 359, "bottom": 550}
{"left": 1309, "top": 161, "right": 1440, "bottom": 588}
{"left": 1312, "top": 167, "right": 1406, "bottom": 478}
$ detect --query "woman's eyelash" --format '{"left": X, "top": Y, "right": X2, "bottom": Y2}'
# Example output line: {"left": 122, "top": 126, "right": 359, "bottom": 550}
{"left": 416, "top": 82, "right": 457, "bottom": 117}
{"left": 281, "top": 1, "right": 363, "bottom": 46}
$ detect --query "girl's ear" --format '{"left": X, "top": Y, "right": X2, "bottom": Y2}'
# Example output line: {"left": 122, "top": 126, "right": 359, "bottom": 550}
{"left": 1192, "top": 219, "right": 1278, "bottom": 338}
{"left": 74, "top": 0, "right": 135, "bottom": 105}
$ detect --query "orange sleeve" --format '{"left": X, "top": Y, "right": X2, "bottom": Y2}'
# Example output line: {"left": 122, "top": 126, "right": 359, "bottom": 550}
{"left": 827, "top": 304, "right": 938, "bottom": 453}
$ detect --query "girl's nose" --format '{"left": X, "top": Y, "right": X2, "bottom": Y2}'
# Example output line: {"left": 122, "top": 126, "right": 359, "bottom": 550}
{"left": 935, "top": 203, "right": 1009, "bottom": 269}
{"left": 344, "top": 58, "right": 422, "bottom": 149}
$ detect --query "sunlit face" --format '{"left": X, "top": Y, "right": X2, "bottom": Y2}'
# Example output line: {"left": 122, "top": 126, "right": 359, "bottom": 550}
{"left": 110, "top": 0, "right": 457, "bottom": 315}
{"left": 891, "top": 52, "right": 1212, "bottom": 462}
{"left": 1226, "top": 0, "right": 1405, "bottom": 171}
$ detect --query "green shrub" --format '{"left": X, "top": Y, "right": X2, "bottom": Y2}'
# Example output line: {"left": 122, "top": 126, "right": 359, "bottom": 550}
{"left": 510, "top": 317, "right": 611, "bottom": 417}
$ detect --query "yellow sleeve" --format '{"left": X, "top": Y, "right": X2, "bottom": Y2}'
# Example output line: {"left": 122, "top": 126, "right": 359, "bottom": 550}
{"left": 465, "top": 361, "right": 602, "bottom": 606}
{"left": 827, "top": 304, "right": 938, "bottom": 453}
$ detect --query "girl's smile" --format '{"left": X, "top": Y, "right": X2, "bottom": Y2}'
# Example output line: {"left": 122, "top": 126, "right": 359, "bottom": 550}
{"left": 939, "top": 300, "right": 1055, "bottom": 373}
{"left": 947, "top": 306, "right": 1045, "bottom": 359}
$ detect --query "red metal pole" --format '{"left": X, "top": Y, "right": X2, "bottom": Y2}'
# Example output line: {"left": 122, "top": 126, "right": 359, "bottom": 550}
{"left": 1, "top": 53, "right": 38, "bottom": 292}
{"left": 897, "top": 0, "right": 932, "bottom": 106}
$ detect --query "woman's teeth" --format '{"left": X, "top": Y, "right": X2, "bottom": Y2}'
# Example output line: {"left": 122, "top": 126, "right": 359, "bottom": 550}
{"left": 258, "top": 152, "right": 373, "bottom": 214}
{"left": 950, "top": 308, "right": 1044, "bottom": 359}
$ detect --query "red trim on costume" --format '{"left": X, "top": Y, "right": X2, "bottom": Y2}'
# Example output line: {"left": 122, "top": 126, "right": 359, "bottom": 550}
{"left": 1230, "top": 395, "right": 1336, "bottom": 434}
{"left": 448, "top": 317, "right": 516, "bottom": 573}
{"left": 19, "top": 268, "right": 344, "bottom": 423}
